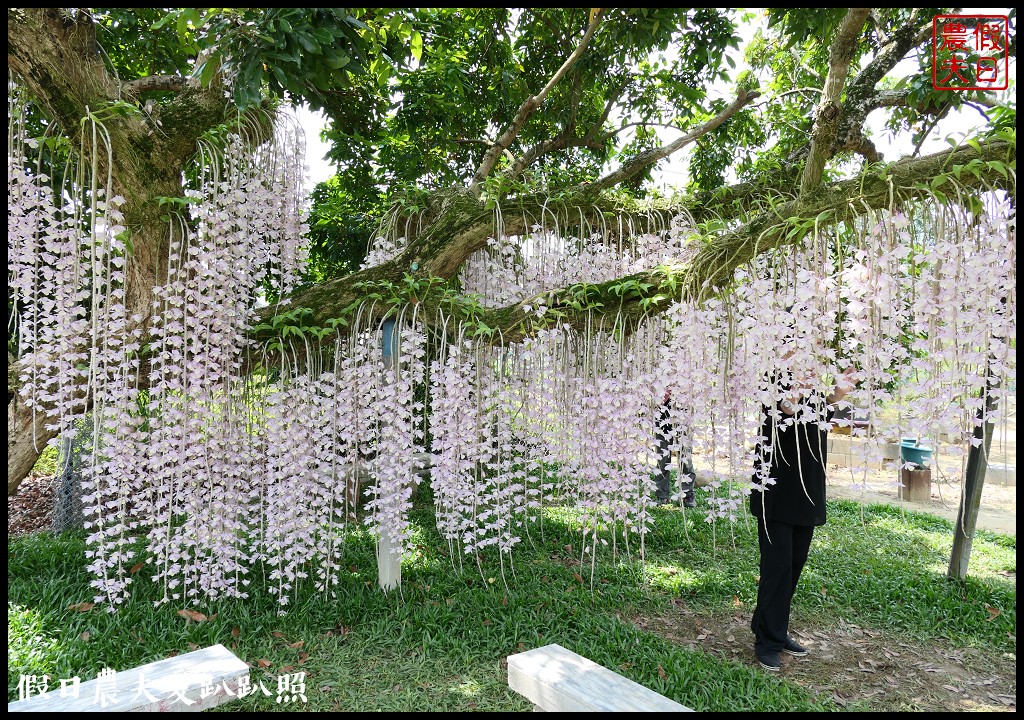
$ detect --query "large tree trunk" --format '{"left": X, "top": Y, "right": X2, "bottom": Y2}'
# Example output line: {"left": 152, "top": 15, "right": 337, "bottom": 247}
{"left": 7, "top": 396, "right": 56, "bottom": 495}
{"left": 7, "top": 8, "right": 229, "bottom": 496}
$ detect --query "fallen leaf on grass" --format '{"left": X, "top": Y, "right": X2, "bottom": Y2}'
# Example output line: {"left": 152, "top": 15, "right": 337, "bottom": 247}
{"left": 657, "top": 665, "right": 667, "bottom": 679}
{"left": 187, "top": 642, "right": 199, "bottom": 650}
{"left": 279, "top": 665, "right": 294, "bottom": 673}
{"left": 67, "top": 602, "right": 95, "bottom": 612}
{"left": 272, "top": 631, "right": 286, "bottom": 638}
{"left": 482, "top": 619, "right": 492, "bottom": 626}
{"left": 231, "top": 626, "right": 240, "bottom": 639}
{"left": 288, "top": 640, "right": 304, "bottom": 649}
{"left": 177, "top": 609, "right": 208, "bottom": 622}
{"left": 298, "top": 652, "right": 309, "bottom": 664}
{"left": 985, "top": 605, "right": 1001, "bottom": 621}
{"left": 257, "top": 659, "right": 272, "bottom": 669}
{"left": 129, "top": 562, "right": 144, "bottom": 574}
{"left": 80, "top": 631, "right": 91, "bottom": 641}
{"left": 572, "top": 572, "right": 584, "bottom": 584}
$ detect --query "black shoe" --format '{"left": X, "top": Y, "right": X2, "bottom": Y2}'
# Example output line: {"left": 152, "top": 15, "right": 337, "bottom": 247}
{"left": 782, "top": 637, "right": 808, "bottom": 657}
{"left": 756, "top": 649, "right": 781, "bottom": 671}
{"left": 683, "top": 491, "right": 696, "bottom": 509}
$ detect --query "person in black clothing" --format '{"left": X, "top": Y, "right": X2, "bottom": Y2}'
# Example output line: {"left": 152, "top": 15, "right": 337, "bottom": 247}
{"left": 655, "top": 390, "right": 697, "bottom": 508}
{"left": 749, "top": 364, "right": 856, "bottom": 671}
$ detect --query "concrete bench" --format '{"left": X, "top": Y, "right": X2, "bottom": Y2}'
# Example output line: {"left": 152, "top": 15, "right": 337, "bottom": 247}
{"left": 9, "top": 643, "right": 250, "bottom": 712}
{"left": 507, "top": 643, "right": 693, "bottom": 712}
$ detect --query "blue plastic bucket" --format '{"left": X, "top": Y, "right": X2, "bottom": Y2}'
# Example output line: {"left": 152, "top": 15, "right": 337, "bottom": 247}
{"left": 900, "top": 441, "right": 933, "bottom": 467}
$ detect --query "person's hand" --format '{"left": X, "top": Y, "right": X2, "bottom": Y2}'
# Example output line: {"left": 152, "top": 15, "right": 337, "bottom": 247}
{"left": 836, "top": 366, "right": 858, "bottom": 391}
{"left": 828, "top": 366, "right": 859, "bottom": 404}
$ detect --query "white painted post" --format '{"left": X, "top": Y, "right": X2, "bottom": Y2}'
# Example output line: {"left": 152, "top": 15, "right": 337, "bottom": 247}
{"left": 378, "top": 318, "right": 402, "bottom": 591}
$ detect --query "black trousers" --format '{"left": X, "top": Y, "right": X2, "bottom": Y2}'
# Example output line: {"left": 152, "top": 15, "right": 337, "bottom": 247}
{"left": 751, "top": 518, "right": 814, "bottom": 653}
{"left": 655, "top": 403, "right": 695, "bottom": 503}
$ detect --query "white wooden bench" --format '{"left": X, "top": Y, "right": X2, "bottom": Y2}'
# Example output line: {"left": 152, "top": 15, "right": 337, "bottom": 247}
{"left": 8, "top": 643, "right": 250, "bottom": 712}
{"left": 507, "top": 643, "right": 693, "bottom": 712}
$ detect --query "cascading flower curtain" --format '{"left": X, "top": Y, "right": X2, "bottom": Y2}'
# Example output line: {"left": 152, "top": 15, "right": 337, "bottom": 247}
{"left": 9, "top": 82, "right": 1015, "bottom": 608}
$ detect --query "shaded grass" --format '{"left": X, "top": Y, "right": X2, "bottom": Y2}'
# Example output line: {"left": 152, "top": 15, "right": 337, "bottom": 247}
{"left": 8, "top": 494, "right": 1015, "bottom": 712}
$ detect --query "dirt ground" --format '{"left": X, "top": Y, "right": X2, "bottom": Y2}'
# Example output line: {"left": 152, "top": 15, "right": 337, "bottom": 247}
{"left": 634, "top": 608, "right": 1016, "bottom": 711}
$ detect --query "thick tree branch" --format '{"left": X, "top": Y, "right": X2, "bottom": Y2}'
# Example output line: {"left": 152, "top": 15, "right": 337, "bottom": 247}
{"left": 833, "top": 12, "right": 936, "bottom": 161}
{"left": 122, "top": 74, "right": 186, "bottom": 96}
{"left": 482, "top": 139, "right": 1018, "bottom": 341}
{"left": 586, "top": 88, "right": 760, "bottom": 194}
{"left": 695, "top": 138, "right": 1015, "bottom": 301}
{"left": 270, "top": 138, "right": 1015, "bottom": 349}
{"left": 468, "top": 9, "right": 604, "bottom": 193}
{"left": 871, "top": 88, "right": 997, "bottom": 113}
{"left": 417, "top": 138, "right": 1016, "bottom": 346}
{"left": 7, "top": 8, "right": 232, "bottom": 494}
{"left": 799, "top": 8, "right": 871, "bottom": 198}
{"left": 8, "top": 8, "right": 118, "bottom": 131}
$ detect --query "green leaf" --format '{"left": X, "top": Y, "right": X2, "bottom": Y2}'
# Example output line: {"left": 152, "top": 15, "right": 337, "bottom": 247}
{"left": 296, "top": 32, "right": 321, "bottom": 55}
{"left": 411, "top": 30, "right": 423, "bottom": 63}
{"left": 986, "top": 160, "right": 1008, "bottom": 180}
{"left": 324, "top": 55, "right": 351, "bottom": 70}
{"left": 271, "top": 64, "right": 288, "bottom": 88}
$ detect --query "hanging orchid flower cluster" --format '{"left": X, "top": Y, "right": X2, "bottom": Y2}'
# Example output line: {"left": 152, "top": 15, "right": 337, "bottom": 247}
{"left": 9, "top": 91, "right": 100, "bottom": 445}
{"left": 459, "top": 213, "right": 681, "bottom": 308}
{"left": 363, "top": 319, "right": 428, "bottom": 564}
{"left": 891, "top": 199, "right": 1016, "bottom": 479}
{"left": 139, "top": 116, "right": 309, "bottom": 607}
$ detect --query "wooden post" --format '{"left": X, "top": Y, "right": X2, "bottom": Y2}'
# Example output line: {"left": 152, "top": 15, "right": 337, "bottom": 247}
{"left": 899, "top": 466, "right": 932, "bottom": 502}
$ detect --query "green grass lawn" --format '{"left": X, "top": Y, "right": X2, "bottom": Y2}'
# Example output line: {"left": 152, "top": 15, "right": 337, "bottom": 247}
{"left": 8, "top": 494, "right": 1016, "bottom": 712}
